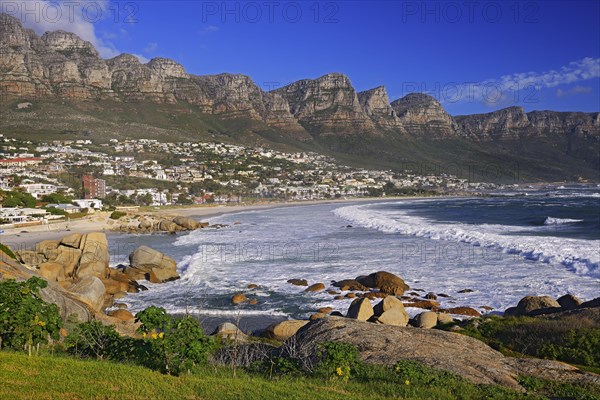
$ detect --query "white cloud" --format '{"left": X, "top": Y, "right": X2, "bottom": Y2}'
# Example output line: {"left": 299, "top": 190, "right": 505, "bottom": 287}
{"left": 434, "top": 58, "right": 600, "bottom": 106}
{"left": 0, "top": 0, "right": 121, "bottom": 58}
{"left": 556, "top": 85, "right": 592, "bottom": 98}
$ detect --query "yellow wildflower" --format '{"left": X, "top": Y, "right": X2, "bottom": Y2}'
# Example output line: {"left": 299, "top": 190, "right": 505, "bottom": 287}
{"left": 158, "top": 332, "right": 164, "bottom": 339}
{"left": 151, "top": 332, "right": 158, "bottom": 339}
{"left": 336, "top": 367, "right": 344, "bottom": 376}
{"left": 404, "top": 380, "right": 410, "bottom": 385}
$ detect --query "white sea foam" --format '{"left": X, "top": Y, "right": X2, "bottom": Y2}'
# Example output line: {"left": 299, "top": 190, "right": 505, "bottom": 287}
{"left": 544, "top": 217, "right": 584, "bottom": 225}
{"left": 333, "top": 202, "right": 600, "bottom": 278}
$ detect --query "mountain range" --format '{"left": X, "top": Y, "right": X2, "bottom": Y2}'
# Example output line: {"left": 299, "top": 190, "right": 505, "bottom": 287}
{"left": 1, "top": 13, "right": 598, "bottom": 182}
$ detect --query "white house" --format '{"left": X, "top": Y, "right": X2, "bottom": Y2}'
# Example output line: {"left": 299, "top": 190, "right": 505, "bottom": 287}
{"left": 73, "top": 199, "right": 103, "bottom": 210}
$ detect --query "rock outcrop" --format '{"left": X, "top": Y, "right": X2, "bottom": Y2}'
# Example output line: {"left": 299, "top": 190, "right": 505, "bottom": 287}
{"left": 292, "top": 317, "right": 522, "bottom": 389}
{"left": 126, "top": 246, "right": 179, "bottom": 283}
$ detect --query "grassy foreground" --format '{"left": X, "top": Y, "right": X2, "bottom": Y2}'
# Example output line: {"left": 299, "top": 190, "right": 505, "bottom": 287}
{"left": 2, "top": 351, "right": 599, "bottom": 400}
{"left": 0, "top": 352, "right": 495, "bottom": 400}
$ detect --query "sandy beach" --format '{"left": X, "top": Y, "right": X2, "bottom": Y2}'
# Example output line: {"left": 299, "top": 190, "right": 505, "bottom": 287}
{"left": 0, "top": 197, "right": 417, "bottom": 251}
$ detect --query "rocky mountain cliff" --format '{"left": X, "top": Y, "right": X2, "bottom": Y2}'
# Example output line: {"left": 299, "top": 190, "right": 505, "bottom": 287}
{"left": 0, "top": 13, "right": 598, "bottom": 180}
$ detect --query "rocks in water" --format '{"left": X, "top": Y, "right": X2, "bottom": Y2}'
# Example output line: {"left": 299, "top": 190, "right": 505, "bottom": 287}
{"left": 345, "top": 292, "right": 356, "bottom": 298}
{"left": 248, "top": 299, "right": 258, "bottom": 305}
{"left": 441, "top": 307, "right": 482, "bottom": 317}
{"left": 317, "top": 307, "right": 333, "bottom": 314}
{"left": 355, "top": 271, "right": 409, "bottom": 295}
{"left": 458, "top": 289, "right": 474, "bottom": 293}
{"left": 287, "top": 278, "right": 308, "bottom": 286}
{"left": 231, "top": 294, "right": 248, "bottom": 304}
{"left": 291, "top": 317, "right": 522, "bottom": 390}
{"left": 425, "top": 292, "right": 438, "bottom": 300}
{"left": 159, "top": 219, "right": 180, "bottom": 233}
{"left": 265, "top": 320, "right": 309, "bottom": 341}
{"left": 212, "top": 322, "right": 248, "bottom": 342}
{"left": 511, "top": 296, "right": 561, "bottom": 316}
{"left": 557, "top": 294, "right": 582, "bottom": 310}
{"left": 247, "top": 284, "right": 259, "bottom": 289}
{"left": 346, "top": 298, "right": 374, "bottom": 321}
{"left": 403, "top": 299, "right": 440, "bottom": 309}
{"left": 126, "top": 245, "right": 179, "bottom": 283}
{"left": 332, "top": 279, "right": 368, "bottom": 291}
{"left": 172, "top": 216, "right": 200, "bottom": 230}
{"left": 305, "top": 283, "right": 325, "bottom": 292}
{"left": 412, "top": 311, "right": 438, "bottom": 328}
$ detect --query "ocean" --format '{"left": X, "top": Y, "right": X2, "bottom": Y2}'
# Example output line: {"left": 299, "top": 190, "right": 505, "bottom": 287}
{"left": 109, "top": 186, "right": 600, "bottom": 327}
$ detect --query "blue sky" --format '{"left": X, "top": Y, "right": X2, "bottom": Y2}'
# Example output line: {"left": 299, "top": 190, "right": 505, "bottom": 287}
{"left": 3, "top": 0, "right": 599, "bottom": 115}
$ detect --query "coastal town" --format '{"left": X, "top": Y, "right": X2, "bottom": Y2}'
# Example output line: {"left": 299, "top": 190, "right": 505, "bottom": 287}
{"left": 0, "top": 134, "right": 503, "bottom": 228}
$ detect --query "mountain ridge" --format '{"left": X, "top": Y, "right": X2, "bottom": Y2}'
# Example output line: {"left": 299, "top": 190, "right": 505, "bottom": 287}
{"left": 1, "top": 13, "right": 598, "bottom": 181}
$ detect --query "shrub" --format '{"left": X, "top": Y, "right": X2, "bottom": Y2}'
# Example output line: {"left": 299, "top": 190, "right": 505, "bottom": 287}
{"left": 314, "top": 341, "right": 360, "bottom": 382}
{"left": 109, "top": 211, "right": 126, "bottom": 220}
{"left": 136, "top": 308, "right": 214, "bottom": 375}
{"left": 0, "top": 277, "right": 62, "bottom": 353}
{"left": 459, "top": 315, "right": 600, "bottom": 368}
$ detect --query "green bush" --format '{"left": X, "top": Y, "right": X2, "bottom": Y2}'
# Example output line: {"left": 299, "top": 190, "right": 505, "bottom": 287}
{"left": 135, "top": 307, "right": 215, "bottom": 375}
{"left": 315, "top": 341, "right": 360, "bottom": 382}
{"left": 459, "top": 315, "right": 600, "bottom": 369}
{"left": 0, "top": 277, "right": 62, "bottom": 352}
{"left": 109, "top": 211, "right": 126, "bottom": 220}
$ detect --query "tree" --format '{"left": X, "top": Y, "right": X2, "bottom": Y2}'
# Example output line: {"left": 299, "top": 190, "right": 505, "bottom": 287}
{"left": 0, "top": 277, "right": 62, "bottom": 353}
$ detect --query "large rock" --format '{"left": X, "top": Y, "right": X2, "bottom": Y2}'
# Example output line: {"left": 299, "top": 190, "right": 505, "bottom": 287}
{"left": 60, "top": 233, "right": 82, "bottom": 249}
{"left": 212, "top": 322, "right": 249, "bottom": 342}
{"left": 373, "top": 296, "right": 405, "bottom": 316}
{"left": 374, "top": 308, "right": 408, "bottom": 326}
{"left": 305, "top": 283, "right": 325, "bottom": 292}
{"left": 16, "top": 250, "right": 45, "bottom": 267}
{"left": 39, "top": 262, "right": 65, "bottom": 282}
{"left": 77, "top": 233, "right": 109, "bottom": 279}
{"left": 53, "top": 245, "right": 82, "bottom": 277}
{"left": 35, "top": 240, "right": 61, "bottom": 259}
{"left": 159, "top": 220, "right": 180, "bottom": 233}
{"left": 127, "top": 246, "right": 179, "bottom": 283}
{"left": 513, "top": 296, "right": 561, "bottom": 316}
{"left": 292, "top": 317, "right": 522, "bottom": 390}
{"left": 355, "top": 271, "right": 409, "bottom": 295}
{"left": 412, "top": 311, "right": 438, "bottom": 328}
{"left": 264, "top": 320, "right": 309, "bottom": 341}
{"left": 332, "top": 279, "right": 368, "bottom": 291}
{"left": 173, "top": 216, "right": 200, "bottom": 230}
{"left": 346, "top": 298, "right": 374, "bottom": 321}
{"left": 108, "top": 309, "right": 135, "bottom": 321}
{"left": 557, "top": 294, "right": 582, "bottom": 310}
{"left": 580, "top": 297, "right": 600, "bottom": 308}
{"left": 67, "top": 276, "right": 106, "bottom": 311}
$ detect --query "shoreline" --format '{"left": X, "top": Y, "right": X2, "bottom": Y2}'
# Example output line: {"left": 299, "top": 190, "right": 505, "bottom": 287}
{"left": 1, "top": 195, "right": 441, "bottom": 249}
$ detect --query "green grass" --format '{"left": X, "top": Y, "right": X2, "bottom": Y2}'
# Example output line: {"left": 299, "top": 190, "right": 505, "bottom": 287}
{"left": 0, "top": 351, "right": 523, "bottom": 400}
